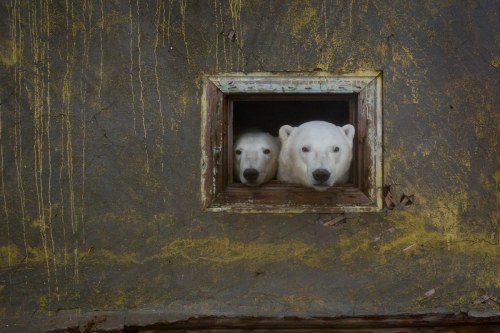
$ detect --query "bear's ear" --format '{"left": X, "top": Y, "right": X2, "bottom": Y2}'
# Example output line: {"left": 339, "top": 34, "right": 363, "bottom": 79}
{"left": 279, "top": 125, "right": 294, "bottom": 143}
{"left": 341, "top": 124, "right": 355, "bottom": 142}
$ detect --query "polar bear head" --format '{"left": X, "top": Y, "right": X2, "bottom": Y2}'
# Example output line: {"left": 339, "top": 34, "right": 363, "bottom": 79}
{"left": 277, "top": 121, "right": 355, "bottom": 191}
{"left": 233, "top": 131, "right": 280, "bottom": 186}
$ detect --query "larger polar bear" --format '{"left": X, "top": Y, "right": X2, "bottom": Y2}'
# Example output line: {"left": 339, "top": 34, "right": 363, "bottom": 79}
{"left": 234, "top": 131, "right": 280, "bottom": 186}
{"left": 278, "top": 121, "right": 355, "bottom": 191}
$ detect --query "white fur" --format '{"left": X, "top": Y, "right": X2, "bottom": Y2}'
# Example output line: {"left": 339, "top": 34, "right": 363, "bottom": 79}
{"left": 278, "top": 121, "right": 355, "bottom": 191}
{"left": 234, "top": 131, "right": 280, "bottom": 186}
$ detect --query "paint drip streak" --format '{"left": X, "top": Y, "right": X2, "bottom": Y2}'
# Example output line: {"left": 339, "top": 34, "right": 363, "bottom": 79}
{"left": 0, "top": 93, "right": 11, "bottom": 272}
{"left": 129, "top": 0, "right": 137, "bottom": 135}
{"left": 166, "top": 0, "right": 173, "bottom": 45}
{"left": 218, "top": 1, "right": 228, "bottom": 70}
{"left": 180, "top": 0, "right": 190, "bottom": 63}
{"left": 80, "top": 0, "right": 93, "bottom": 246}
{"left": 28, "top": 0, "right": 52, "bottom": 299}
{"left": 61, "top": 0, "right": 79, "bottom": 286}
{"left": 136, "top": 0, "right": 150, "bottom": 173}
{"left": 213, "top": 0, "right": 219, "bottom": 71}
{"left": 229, "top": 0, "right": 243, "bottom": 70}
{"left": 10, "top": 0, "right": 28, "bottom": 260}
{"left": 154, "top": 0, "right": 165, "bottom": 172}
{"left": 43, "top": 0, "right": 59, "bottom": 297}
{"left": 98, "top": 0, "right": 104, "bottom": 99}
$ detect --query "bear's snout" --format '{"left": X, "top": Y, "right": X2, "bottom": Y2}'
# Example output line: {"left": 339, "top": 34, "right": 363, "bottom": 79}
{"left": 243, "top": 168, "right": 260, "bottom": 182}
{"left": 312, "top": 168, "right": 331, "bottom": 183}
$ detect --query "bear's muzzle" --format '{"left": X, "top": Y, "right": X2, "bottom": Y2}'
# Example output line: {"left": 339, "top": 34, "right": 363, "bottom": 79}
{"left": 312, "top": 168, "right": 331, "bottom": 184}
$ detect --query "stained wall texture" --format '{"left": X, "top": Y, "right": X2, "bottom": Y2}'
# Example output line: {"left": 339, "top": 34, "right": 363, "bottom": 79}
{"left": 0, "top": 1, "right": 499, "bottom": 332}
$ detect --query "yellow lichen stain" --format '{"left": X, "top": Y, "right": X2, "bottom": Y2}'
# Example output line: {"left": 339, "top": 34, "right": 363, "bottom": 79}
{"left": 495, "top": 171, "right": 500, "bottom": 187}
{"left": 160, "top": 237, "right": 327, "bottom": 269}
{"left": 282, "top": 294, "right": 325, "bottom": 310}
{"left": 491, "top": 55, "right": 500, "bottom": 68}
{"left": 288, "top": 2, "right": 318, "bottom": 40}
{"left": 97, "top": 249, "right": 141, "bottom": 265}
{"left": 479, "top": 173, "right": 494, "bottom": 192}
{"left": 337, "top": 230, "right": 372, "bottom": 262}
{"left": 377, "top": 42, "right": 389, "bottom": 58}
{"left": 383, "top": 142, "right": 406, "bottom": 180}
{"left": 28, "top": 246, "right": 50, "bottom": 264}
{"left": 405, "top": 78, "right": 420, "bottom": 104}
{"left": 383, "top": 205, "right": 497, "bottom": 254}
{"left": 475, "top": 257, "right": 500, "bottom": 288}
{"left": 0, "top": 245, "right": 22, "bottom": 268}
{"left": 165, "top": 88, "right": 189, "bottom": 131}
{"left": 429, "top": 195, "right": 466, "bottom": 245}
{"left": 179, "top": 89, "right": 190, "bottom": 111}
{"left": 382, "top": 211, "right": 438, "bottom": 255}
{"left": 31, "top": 218, "right": 48, "bottom": 230}
{"left": 346, "top": 135, "right": 497, "bottom": 282}
{"left": 38, "top": 295, "right": 47, "bottom": 311}
{"left": 412, "top": 144, "right": 432, "bottom": 157}
{"left": 391, "top": 45, "right": 417, "bottom": 69}
{"left": 0, "top": 39, "right": 19, "bottom": 67}
{"left": 474, "top": 109, "right": 496, "bottom": 142}
{"left": 282, "top": 294, "right": 315, "bottom": 304}
{"left": 495, "top": 170, "right": 500, "bottom": 210}
{"left": 113, "top": 290, "right": 128, "bottom": 307}
{"left": 102, "top": 9, "right": 130, "bottom": 33}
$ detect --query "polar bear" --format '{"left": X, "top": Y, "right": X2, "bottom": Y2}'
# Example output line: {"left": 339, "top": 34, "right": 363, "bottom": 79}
{"left": 278, "top": 121, "right": 355, "bottom": 191}
{"left": 233, "top": 131, "right": 280, "bottom": 186}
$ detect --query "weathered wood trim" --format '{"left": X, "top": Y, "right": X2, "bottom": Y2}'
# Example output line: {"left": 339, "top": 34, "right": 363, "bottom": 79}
{"left": 208, "top": 71, "right": 381, "bottom": 94}
{"left": 124, "top": 314, "right": 500, "bottom": 332}
{"left": 201, "top": 72, "right": 383, "bottom": 213}
{"left": 41, "top": 312, "right": 500, "bottom": 332}
{"left": 200, "top": 79, "right": 224, "bottom": 209}
{"left": 357, "top": 73, "right": 383, "bottom": 211}
{"left": 211, "top": 182, "right": 374, "bottom": 213}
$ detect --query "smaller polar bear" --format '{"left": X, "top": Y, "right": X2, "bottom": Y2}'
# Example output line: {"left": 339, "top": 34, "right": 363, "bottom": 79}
{"left": 233, "top": 130, "right": 280, "bottom": 186}
{"left": 278, "top": 121, "right": 355, "bottom": 191}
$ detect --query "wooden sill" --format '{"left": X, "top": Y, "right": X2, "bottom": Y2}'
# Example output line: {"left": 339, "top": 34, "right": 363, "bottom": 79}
{"left": 207, "top": 181, "right": 376, "bottom": 213}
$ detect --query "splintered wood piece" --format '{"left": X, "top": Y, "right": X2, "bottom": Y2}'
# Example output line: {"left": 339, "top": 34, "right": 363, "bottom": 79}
{"left": 424, "top": 288, "right": 436, "bottom": 297}
{"left": 384, "top": 190, "right": 397, "bottom": 210}
{"left": 400, "top": 193, "right": 414, "bottom": 207}
{"left": 403, "top": 243, "right": 417, "bottom": 252}
{"left": 320, "top": 214, "right": 346, "bottom": 227}
{"left": 473, "top": 294, "right": 491, "bottom": 304}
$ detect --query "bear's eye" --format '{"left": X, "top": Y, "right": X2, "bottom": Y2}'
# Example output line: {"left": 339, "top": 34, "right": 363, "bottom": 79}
{"left": 263, "top": 149, "right": 271, "bottom": 154}
{"left": 235, "top": 149, "right": 242, "bottom": 155}
{"left": 302, "top": 146, "right": 310, "bottom": 153}
{"left": 333, "top": 146, "right": 340, "bottom": 153}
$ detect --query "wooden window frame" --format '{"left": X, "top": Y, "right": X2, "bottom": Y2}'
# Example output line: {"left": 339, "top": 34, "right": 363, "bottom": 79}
{"left": 201, "top": 72, "right": 383, "bottom": 213}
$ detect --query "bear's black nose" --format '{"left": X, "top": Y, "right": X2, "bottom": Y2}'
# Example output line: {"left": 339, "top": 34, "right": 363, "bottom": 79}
{"left": 243, "top": 168, "right": 259, "bottom": 182}
{"left": 312, "top": 169, "right": 330, "bottom": 183}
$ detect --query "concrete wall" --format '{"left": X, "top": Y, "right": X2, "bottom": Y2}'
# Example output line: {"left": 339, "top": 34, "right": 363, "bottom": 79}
{"left": 0, "top": 1, "right": 498, "bottom": 331}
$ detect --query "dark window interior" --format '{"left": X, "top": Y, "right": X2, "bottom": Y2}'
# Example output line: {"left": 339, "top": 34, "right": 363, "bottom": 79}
{"left": 231, "top": 96, "right": 352, "bottom": 137}
{"left": 229, "top": 95, "right": 357, "bottom": 185}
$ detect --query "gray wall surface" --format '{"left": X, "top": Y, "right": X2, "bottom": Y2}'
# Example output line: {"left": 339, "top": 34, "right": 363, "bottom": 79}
{"left": 0, "top": 1, "right": 499, "bottom": 332}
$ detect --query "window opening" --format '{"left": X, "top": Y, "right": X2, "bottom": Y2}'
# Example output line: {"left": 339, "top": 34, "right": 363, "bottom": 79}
{"left": 230, "top": 95, "right": 356, "bottom": 185}
{"left": 201, "top": 72, "right": 382, "bottom": 213}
